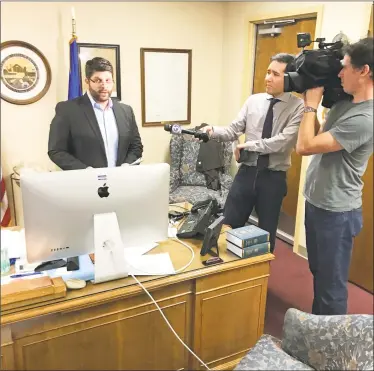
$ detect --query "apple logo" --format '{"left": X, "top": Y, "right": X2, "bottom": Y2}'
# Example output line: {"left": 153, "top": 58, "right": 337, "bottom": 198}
{"left": 98, "top": 183, "right": 110, "bottom": 198}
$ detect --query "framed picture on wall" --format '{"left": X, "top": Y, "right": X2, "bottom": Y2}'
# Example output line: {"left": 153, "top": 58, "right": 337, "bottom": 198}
{"left": 140, "top": 48, "right": 192, "bottom": 127}
{"left": 1, "top": 40, "right": 52, "bottom": 105}
{"left": 77, "top": 43, "right": 121, "bottom": 100}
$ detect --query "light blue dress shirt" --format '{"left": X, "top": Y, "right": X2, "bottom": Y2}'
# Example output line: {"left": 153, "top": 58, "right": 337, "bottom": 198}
{"left": 87, "top": 92, "right": 119, "bottom": 167}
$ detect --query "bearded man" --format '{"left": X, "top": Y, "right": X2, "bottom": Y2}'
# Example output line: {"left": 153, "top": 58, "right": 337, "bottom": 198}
{"left": 48, "top": 57, "right": 143, "bottom": 170}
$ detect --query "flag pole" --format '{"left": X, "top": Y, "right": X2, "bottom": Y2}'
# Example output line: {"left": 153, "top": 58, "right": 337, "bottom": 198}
{"left": 72, "top": 19, "right": 76, "bottom": 38}
{"left": 71, "top": 7, "right": 76, "bottom": 39}
{"left": 68, "top": 6, "right": 82, "bottom": 100}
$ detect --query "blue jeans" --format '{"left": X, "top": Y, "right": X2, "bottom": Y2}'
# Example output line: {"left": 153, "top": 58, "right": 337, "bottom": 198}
{"left": 305, "top": 201, "right": 363, "bottom": 315}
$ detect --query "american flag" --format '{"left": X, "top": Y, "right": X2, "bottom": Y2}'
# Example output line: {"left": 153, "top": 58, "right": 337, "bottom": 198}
{"left": 1, "top": 168, "right": 11, "bottom": 227}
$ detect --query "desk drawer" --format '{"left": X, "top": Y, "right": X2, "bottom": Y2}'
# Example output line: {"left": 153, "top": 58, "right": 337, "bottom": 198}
{"left": 195, "top": 260, "right": 270, "bottom": 294}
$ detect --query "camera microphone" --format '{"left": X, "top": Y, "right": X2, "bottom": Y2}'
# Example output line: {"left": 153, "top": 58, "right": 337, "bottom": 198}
{"left": 164, "top": 124, "right": 209, "bottom": 142}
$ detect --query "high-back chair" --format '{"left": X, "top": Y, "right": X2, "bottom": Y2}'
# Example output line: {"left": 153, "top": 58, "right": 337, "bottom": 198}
{"left": 169, "top": 134, "right": 234, "bottom": 207}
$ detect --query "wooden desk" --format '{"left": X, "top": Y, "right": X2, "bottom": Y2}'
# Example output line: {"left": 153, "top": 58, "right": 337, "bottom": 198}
{"left": 1, "top": 225, "right": 274, "bottom": 370}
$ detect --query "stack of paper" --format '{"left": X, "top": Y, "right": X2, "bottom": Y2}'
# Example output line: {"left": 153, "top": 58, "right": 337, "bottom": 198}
{"left": 1, "top": 228, "right": 26, "bottom": 259}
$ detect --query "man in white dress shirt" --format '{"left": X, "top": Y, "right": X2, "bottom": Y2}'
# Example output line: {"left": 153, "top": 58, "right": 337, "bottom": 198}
{"left": 203, "top": 54, "right": 304, "bottom": 252}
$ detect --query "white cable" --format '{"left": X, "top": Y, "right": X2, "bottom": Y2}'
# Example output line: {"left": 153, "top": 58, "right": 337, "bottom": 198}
{"left": 125, "top": 221, "right": 205, "bottom": 368}
{"left": 123, "top": 235, "right": 194, "bottom": 276}
{"left": 127, "top": 227, "right": 208, "bottom": 369}
{"left": 168, "top": 220, "right": 195, "bottom": 273}
{"left": 130, "top": 272, "right": 211, "bottom": 370}
{"left": 172, "top": 237, "right": 195, "bottom": 273}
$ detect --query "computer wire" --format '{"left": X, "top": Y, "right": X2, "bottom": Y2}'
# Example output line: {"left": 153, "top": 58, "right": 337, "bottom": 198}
{"left": 123, "top": 237, "right": 194, "bottom": 275}
{"left": 124, "top": 221, "right": 194, "bottom": 275}
{"left": 130, "top": 272, "right": 211, "bottom": 370}
{"left": 172, "top": 237, "right": 195, "bottom": 273}
{"left": 126, "top": 225, "right": 210, "bottom": 370}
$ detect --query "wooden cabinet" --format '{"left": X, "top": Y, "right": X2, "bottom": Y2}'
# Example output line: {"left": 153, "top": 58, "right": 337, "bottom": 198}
{"left": 7, "top": 283, "right": 192, "bottom": 370}
{"left": 1, "top": 326, "right": 15, "bottom": 370}
{"left": 1, "top": 238, "right": 273, "bottom": 370}
{"left": 193, "top": 262, "right": 269, "bottom": 370}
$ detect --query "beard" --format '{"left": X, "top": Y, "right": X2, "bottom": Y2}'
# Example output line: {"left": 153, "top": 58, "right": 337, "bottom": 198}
{"left": 89, "top": 86, "right": 112, "bottom": 103}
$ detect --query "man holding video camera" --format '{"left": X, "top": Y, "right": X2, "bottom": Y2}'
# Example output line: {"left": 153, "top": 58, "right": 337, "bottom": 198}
{"left": 296, "top": 37, "right": 373, "bottom": 315}
{"left": 202, "top": 53, "right": 304, "bottom": 253}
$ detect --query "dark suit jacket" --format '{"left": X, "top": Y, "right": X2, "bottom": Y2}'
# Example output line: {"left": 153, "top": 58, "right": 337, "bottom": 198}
{"left": 48, "top": 94, "right": 143, "bottom": 170}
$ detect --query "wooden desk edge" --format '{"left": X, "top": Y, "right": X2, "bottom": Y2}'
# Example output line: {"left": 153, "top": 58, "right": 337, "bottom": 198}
{"left": 1, "top": 253, "right": 274, "bottom": 325}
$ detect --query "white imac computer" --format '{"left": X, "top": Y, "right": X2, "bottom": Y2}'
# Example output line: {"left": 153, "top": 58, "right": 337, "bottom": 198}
{"left": 20, "top": 163, "right": 170, "bottom": 283}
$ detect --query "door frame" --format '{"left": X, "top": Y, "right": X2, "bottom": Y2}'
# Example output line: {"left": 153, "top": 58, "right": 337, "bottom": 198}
{"left": 242, "top": 6, "right": 324, "bottom": 256}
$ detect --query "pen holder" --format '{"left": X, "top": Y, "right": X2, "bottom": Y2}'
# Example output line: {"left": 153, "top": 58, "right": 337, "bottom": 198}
{"left": 1, "top": 246, "right": 11, "bottom": 275}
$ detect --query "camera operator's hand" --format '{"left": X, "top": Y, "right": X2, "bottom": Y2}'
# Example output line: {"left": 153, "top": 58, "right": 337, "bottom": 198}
{"left": 303, "top": 87, "right": 325, "bottom": 109}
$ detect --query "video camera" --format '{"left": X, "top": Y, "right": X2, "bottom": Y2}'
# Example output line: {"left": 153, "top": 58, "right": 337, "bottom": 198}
{"left": 284, "top": 32, "right": 352, "bottom": 108}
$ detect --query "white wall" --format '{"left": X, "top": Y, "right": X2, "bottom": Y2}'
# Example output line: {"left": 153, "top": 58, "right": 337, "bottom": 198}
{"left": 1, "top": 1, "right": 225, "bottom": 224}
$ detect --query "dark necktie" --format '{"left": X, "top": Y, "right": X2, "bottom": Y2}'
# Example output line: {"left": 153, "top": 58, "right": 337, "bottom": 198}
{"left": 257, "top": 98, "right": 280, "bottom": 170}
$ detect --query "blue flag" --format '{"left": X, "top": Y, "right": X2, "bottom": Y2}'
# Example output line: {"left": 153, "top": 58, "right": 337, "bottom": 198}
{"left": 68, "top": 37, "right": 82, "bottom": 100}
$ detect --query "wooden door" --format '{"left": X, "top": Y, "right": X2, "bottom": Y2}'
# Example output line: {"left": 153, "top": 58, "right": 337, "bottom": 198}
{"left": 369, "top": 3, "right": 373, "bottom": 37}
{"left": 253, "top": 18, "right": 316, "bottom": 219}
{"left": 348, "top": 4, "right": 374, "bottom": 293}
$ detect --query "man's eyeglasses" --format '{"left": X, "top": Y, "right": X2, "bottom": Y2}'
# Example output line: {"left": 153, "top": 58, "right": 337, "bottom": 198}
{"left": 89, "top": 78, "right": 114, "bottom": 85}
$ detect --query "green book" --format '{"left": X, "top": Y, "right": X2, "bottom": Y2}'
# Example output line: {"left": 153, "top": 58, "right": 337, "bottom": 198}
{"left": 226, "top": 225, "right": 269, "bottom": 248}
{"left": 226, "top": 240, "right": 270, "bottom": 258}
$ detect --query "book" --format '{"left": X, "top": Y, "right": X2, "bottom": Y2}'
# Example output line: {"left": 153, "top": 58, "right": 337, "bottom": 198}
{"left": 226, "top": 225, "right": 269, "bottom": 248}
{"left": 226, "top": 240, "right": 270, "bottom": 258}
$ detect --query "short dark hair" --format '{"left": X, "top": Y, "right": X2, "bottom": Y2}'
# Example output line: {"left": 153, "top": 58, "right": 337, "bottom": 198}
{"left": 270, "top": 53, "right": 296, "bottom": 73}
{"left": 85, "top": 57, "right": 113, "bottom": 79}
{"left": 344, "top": 37, "right": 373, "bottom": 80}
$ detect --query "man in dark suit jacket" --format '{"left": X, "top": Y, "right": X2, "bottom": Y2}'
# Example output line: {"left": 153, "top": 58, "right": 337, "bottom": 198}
{"left": 48, "top": 57, "right": 143, "bottom": 170}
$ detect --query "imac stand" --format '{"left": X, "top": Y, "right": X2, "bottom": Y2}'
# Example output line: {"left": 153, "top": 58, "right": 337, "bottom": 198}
{"left": 92, "top": 212, "right": 129, "bottom": 284}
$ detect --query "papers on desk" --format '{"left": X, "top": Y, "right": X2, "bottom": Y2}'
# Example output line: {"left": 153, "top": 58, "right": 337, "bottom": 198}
{"left": 123, "top": 243, "right": 158, "bottom": 258}
{"left": 124, "top": 243, "right": 175, "bottom": 275}
{"left": 1, "top": 228, "right": 26, "bottom": 259}
{"left": 126, "top": 253, "right": 175, "bottom": 275}
{"left": 38, "top": 243, "right": 174, "bottom": 281}
{"left": 1, "top": 236, "right": 174, "bottom": 284}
